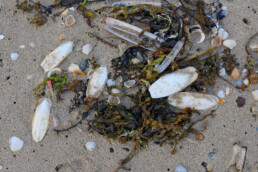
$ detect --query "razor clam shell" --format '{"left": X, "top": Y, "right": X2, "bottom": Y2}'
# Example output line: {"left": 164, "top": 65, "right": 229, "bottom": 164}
{"left": 32, "top": 98, "right": 52, "bottom": 143}
{"left": 40, "top": 41, "right": 74, "bottom": 72}
{"left": 86, "top": 66, "right": 108, "bottom": 98}
{"left": 149, "top": 67, "right": 198, "bottom": 98}
{"left": 168, "top": 92, "right": 219, "bottom": 110}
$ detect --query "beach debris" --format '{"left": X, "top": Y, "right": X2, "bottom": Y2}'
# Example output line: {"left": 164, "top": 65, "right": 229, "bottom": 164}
{"left": 175, "top": 165, "right": 187, "bottom": 172}
{"left": 124, "top": 80, "right": 136, "bottom": 88}
{"left": 80, "top": 60, "right": 87, "bottom": 71}
{"left": 59, "top": 34, "right": 66, "bottom": 41}
{"left": 236, "top": 80, "right": 243, "bottom": 88}
{"left": 208, "top": 152, "right": 216, "bottom": 160}
{"left": 86, "top": 141, "right": 96, "bottom": 151}
{"left": 231, "top": 68, "right": 240, "bottom": 80}
{"left": 223, "top": 39, "right": 237, "bottom": 50}
{"left": 29, "top": 42, "right": 36, "bottom": 48}
{"left": 243, "top": 78, "right": 249, "bottom": 86}
{"left": 82, "top": 44, "right": 94, "bottom": 55}
{"left": 218, "top": 28, "right": 228, "bottom": 40}
{"left": 236, "top": 97, "right": 245, "bottom": 107}
{"left": 149, "top": 67, "right": 198, "bottom": 98}
{"left": 40, "top": 41, "right": 74, "bottom": 72}
{"left": 20, "top": 45, "right": 25, "bottom": 49}
{"left": 32, "top": 98, "right": 51, "bottom": 143}
{"left": 0, "top": 35, "right": 4, "bottom": 40}
{"left": 219, "top": 68, "right": 226, "bottom": 76}
{"left": 10, "top": 53, "right": 19, "bottom": 61}
{"left": 226, "top": 87, "right": 233, "bottom": 97}
{"left": 68, "top": 63, "right": 86, "bottom": 80}
{"left": 47, "top": 68, "right": 63, "bottom": 77}
{"left": 88, "top": 32, "right": 118, "bottom": 49}
{"left": 211, "top": 36, "right": 222, "bottom": 47}
{"left": 220, "top": 98, "right": 225, "bottom": 104}
{"left": 190, "top": 25, "right": 205, "bottom": 43}
{"left": 195, "top": 133, "right": 205, "bottom": 141}
{"left": 217, "top": 90, "right": 225, "bottom": 99}
{"left": 227, "top": 144, "right": 247, "bottom": 172}
{"left": 241, "top": 68, "right": 249, "bottom": 78}
{"left": 9, "top": 136, "right": 24, "bottom": 152}
{"left": 86, "top": 66, "right": 108, "bottom": 98}
{"left": 168, "top": 92, "right": 219, "bottom": 110}
{"left": 252, "top": 90, "right": 258, "bottom": 101}
{"left": 65, "top": 15, "right": 76, "bottom": 27}
{"left": 107, "top": 79, "right": 116, "bottom": 87}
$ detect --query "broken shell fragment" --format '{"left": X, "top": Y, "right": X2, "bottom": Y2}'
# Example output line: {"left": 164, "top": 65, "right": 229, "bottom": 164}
{"left": 223, "top": 39, "right": 237, "bottom": 50}
{"left": 252, "top": 90, "right": 258, "bottom": 101}
{"left": 107, "top": 79, "right": 116, "bottom": 87}
{"left": 250, "top": 43, "right": 258, "bottom": 53}
{"left": 175, "top": 165, "right": 187, "bottom": 172}
{"left": 226, "top": 87, "right": 233, "bottom": 97}
{"left": 32, "top": 98, "right": 51, "bottom": 143}
{"left": 124, "top": 80, "right": 136, "bottom": 88}
{"left": 217, "top": 90, "right": 225, "bottom": 98}
{"left": 47, "top": 68, "right": 62, "bottom": 77}
{"left": 59, "top": 34, "right": 65, "bottom": 41}
{"left": 68, "top": 63, "right": 81, "bottom": 73}
{"left": 243, "top": 78, "right": 249, "bottom": 86}
{"left": 9, "top": 136, "right": 24, "bottom": 152}
{"left": 195, "top": 133, "right": 205, "bottom": 141}
{"left": 40, "top": 41, "right": 74, "bottom": 72}
{"left": 218, "top": 28, "right": 228, "bottom": 40}
{"left": 82, "top": 44, "right": 94, "bottom": 55}
{"left": 190, "top": 25, "right": 205, "bottom": 43}
{"left": 231, "top": 68, "right": 240, "bottom": 80}
{"left": 86, "top": 66, "right": 108, "bottom": 98}
{"left": 65, "top": 15, "right": 75, "bottom": 27}
{"left": 86, "top": 141, "right": 96, "bottom": 151}
{"left": 168, "top": 92, "right": 219, "bottom": 110}
{"left": 10, "top": 53, "right": 19, "bottom": 61}
{"left": 149, "top": 67, "right": 198, "bottom": 98}
{"left": 241, "top": 68, "right": 249, "bottom": 79}
{"left": 219, "top": 68, "right": 226, "bottom": 76}
{"left": 227, "top": 144, "right": 246, "bottom": 172}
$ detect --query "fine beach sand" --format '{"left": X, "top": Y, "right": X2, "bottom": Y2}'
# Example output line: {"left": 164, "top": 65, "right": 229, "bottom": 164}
{"left": 0, "top": 0, "right": 257, "bottom": 171}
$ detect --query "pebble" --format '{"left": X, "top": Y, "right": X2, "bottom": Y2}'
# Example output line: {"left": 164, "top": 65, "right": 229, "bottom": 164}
{"left": 252, "top": 90, "right": 258, "bottom": 101}
{"left": 82, "top": 44, "right": 94, "bottom": 55}
{"left": 218, "top": 28, "right": 228, "bottom": 40}
{"left": 175, "top": 165, "right": 187, "bottom": 172}
{"left": 9, "top": 136, "right": 24, "bottom": 152}
{"left": 223, "top": 39, "right": 237, "bottom": 50}
{"left": 20, "top": 45, "right": 25, "bottom": 49}
{"left": 86, "top": 141, "right": 96, "bottom": 151}
{"left": 243, "top": 79, "right": 249, "bottom": 86}
{"left": 80, "top": 60, "right": 87, "bottom": 71}
{"left": 217, "top": 90, "right": 225, "bottom": 98}
{"left": 231, "top": 68, "right": 240, "bottom": 80}
{"left": 219, "top": 68, "right": 226, "bottom": 76}
{"left": 195, "top": 133, "right": 205, "bottom": 141}
{"left": 0, "top": 35, "right": 4, "bottom": 40}
{"left": 236, "top": 80, "right": 242, "bottom": 88}
{"left": 226, "top": 87, "right": 233, "bottom": 97}
{"left": 124, "top": 80, "right": 136, "bottom": 88}
{"left": 10, "top": 53, "right": 19, "bottom": 61}
{"left": 29, "top": 42, "right": 36, "bottom": 48}
{"left": 69, "top": 7, "right": 75, "bottom": 11}
{"left": 107, "top": 79, "right": 116, "bottom": 87}
{"left": 111, "top": 88, "right": 121, "bottom": 94}
{"left": 236, "top": 97, "right": 245, "bottom": 107}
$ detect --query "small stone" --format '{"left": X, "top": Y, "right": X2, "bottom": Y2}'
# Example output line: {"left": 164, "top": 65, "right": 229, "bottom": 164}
{"left": 82, "top": 44, "right": 94, "bottom": 55}
{"left": 29, "top": 42, "right": 36, "bottom": 48}
{"left": 241, "top": 68, "right": 249, "bottom": 78}
{"left": 10, "top": 53, "right": 19, "bottom": 61}
{"left": 69, "top": 7, "right": 75, "bottom": 11}
{"left": 0, "top": 35, "right": 4, "bottom": 40}
{"left": 236, "top": 97, "right": 245, "bottom": 107}
{"left": 86, "top": 141, "right": 96, "bottom": 151}
{"left": 131, "top": 58, "right": 141, "bottom": 64}
{"left": 124, "top": 80, "right": 136, "bottom": 88}
{"left": 252, "top": 90, "right": 258, "bottom": 101}
{"left": 111, "top": 88, "right": 121, "bottom": 94}
{"left": 107, "top": 79, "right": 116, "bottom": 87}
{"left": 9, "top": 136, "right": 24, "bottom": 152}
{"left": 59, "top": 34, "right": 66, "bottom": 41}
{"left": 20, "top": 45, "right": 25, "bottom": 49}
{"left": 217, "top": 90, "right": 225, "bottom": 98}
{"left": 220, "top": 98, "right": 225, "bottom": 104}
{"left": 80, "top": 60, "right": 87, "bottom": 71}
{"left": 195, "top": 133, "right": 205, "bottom": 141}
{"left": 226, "top": 87, "right": 233, "bottom": 97}
{"left": 223, "top": 39, "right": 237, "bottom": 50}
{"left": 231, "top": 68, "right": 240, "bottom": 80}
{"left": 175, "top": 165, "right": 187, "bottom": 172}
{"left": 61, "top": 9, "right": 69, "bottom": 15}
{"left": 236, "top": 80, "right": 242, "bottom": 88}
{"left": 243, "top": 79, "right": 249, "bottom": 86}
{"left": 219, "top": 68, "right": 226, "bottom": 76}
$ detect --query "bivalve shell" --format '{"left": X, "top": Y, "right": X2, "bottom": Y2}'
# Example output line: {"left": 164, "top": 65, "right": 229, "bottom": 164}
{"left": 223, "top": 39, "right": 237, "bottom": 50}
{"left": 231, "top": 68, "right": 240, "bottom": 80}
{"left": 124, "top": 80, "right": 136, "bottom": 88}
{"left": 9, "top": 136, "right": 24, "bottom": 152}
{"left": 168, "top": 92, "right": 219, "bottom": 110}
{"left": 219, "top": 68, "right": 226, "bottom": 76}
{"left": 190, "top": 25, "right": 205, "bottom": 43}
{"left": 149, "top": 67, "right": 198, "bottom": 98}
{"left": 86, "top": 141, "right": 96, "bottom": 151}
{"left": 82, "top": 44, "right": 94, "bottom": 55}
{"left": 226, "top": 87, "right": 233, "bottom": 97}
{"left": 68, "top": 63, "right": 81, "bottom": 73}
{"left": 32, "top": 98, "right": 51, "bottom": 143}
{"left": 218, "top": 28, "right": 228, "bottom": 40}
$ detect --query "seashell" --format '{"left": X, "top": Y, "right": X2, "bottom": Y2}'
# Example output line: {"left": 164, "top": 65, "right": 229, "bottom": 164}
{"left": 223, "top": 39, "right": 237, "bottom": 50}
{"left": 168, "top": 92, "right": 219, "bottom": 110}
{"left": 241, "top": 68, "right": 249, "bottom": 78}
{"left": 124, "top": 80, "right": 136, "bottom": 88}
{"left": 243, "top": 79, "right": 249, "bottom": 86}
{"left": 227, "top": 144, "right": 246, "bottom": 172}
{"left": 218, "top": 28, "right": 228, "bottom": 40}
{"left": 68, "top": 63, "right": 81, "bottom": 73}
{"left": 47, "top": 68, "right": 62, "bottom": 77}
{"left": 211, "top": 36, "right": 222, "bottom": 47}
{"left": 86, "top": 66, "right": 108, "bottom": 98}
{"left": 231, "top": 68, "right": 240, "bottom": 80}
{"left": 111, "top": 88, "right": 121, "bottom": 94}
{"left": 250, "top": 43, "right": 258, "bottom": 53}
{"left": 112, "top": 1, "right": 162, "bottom": 7}
{"left": 61, "top": 8, "right": 69, "bottom": 16}
{"left": 107, "top": 79, "right": 116, "bottom": 87}
{"left": 149, "top": 67, "right": 198, "bottom": 98}
{"left": 190, "top": 25, "right": 205, "bottom": 43}
{"left": 219, "top": 68, "right": 226, "bottom": 76}
{"left": 29, "top": 42, "right": 36, "bottom": 48}
{"left": 20, "top": 45, "right": 25, "bottom": 49}
{"left": 59, "top": 34, "right": 65, "bottom": 41}
{"left": 32, "top": 98, "right": 51, "bottom": 143}
{"left": 74, "top": 40, "right": 84, "bottom": 52}
{"left": 9, "top": 136, "right": 24, "bottom": 152}
{"left": 10, "top": 53, "right": 19, "bottom": 61}
{"left": 65, "top": 15, "right": 75, "bottom": 27}
{"left": 175, "top": 165, "right": 187, "bottom": 172}
{"left": 236, "top": 80, "right": 242, "bottom": 88}
{"left": 195, "top": 133, "right": 205, "bottom": 141}
{"left": 86, "top": 141, "right": 96, "bottom": 151}
{"left": 217, "top": 90, "right": 225, "bottom": 98}
{"left": 226, "top": 87, "right": 233, "bottom": 97}
{"left": 41, "top": 41, "right": 74, "bottom": 72}
{"left": 0, "top": 35, "right": 4, "bottom": 40}
{"left": 252, "top": 90, "right": 258, "bottom": 101}
{"left": 82, "top": 44, "right": 94, "bottom": 55}
{"left": 250, "top": 104, "right": 258, "bottom": 115}
{"left": 217, "top": 10, "right": 228, "bottom": 20}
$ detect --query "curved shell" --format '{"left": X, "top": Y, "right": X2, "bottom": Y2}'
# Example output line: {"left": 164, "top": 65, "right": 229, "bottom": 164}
{"left": 68, "top": 63, "right": 81, "bottom": 73}
{"left": 47, "top": 68, "right": 62, "bottom": 77}
{"left": 86, "top": 66, "right": 108, "bottom": 98}
{"left": 223, "top": 39, "right": 236, "bottom": 49}
{"left": 168, "top": 92, "right": 219, "bottom": 110}
{"left": 190, "top": 25, "right": 205, "bottom": 43}
{"left": 32, "top": 98, "right": 52, "bottom": 143}
{"left": 149, "top": 67, "right": 198, "bottom": 98}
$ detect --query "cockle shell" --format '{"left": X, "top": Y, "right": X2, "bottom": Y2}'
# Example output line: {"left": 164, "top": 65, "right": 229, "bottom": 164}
{"left": 86, "top": 67, "right": 108, "bottom": 98}
{"left": 124, "top": 80, "right": 136, "bottom": 88}
{"left": 149, "top": 67, "right": 198, "bottom": 98}
{"left": 168, "top": 92, "right": 219, "bottom": 110}
{"left": 190, "top": 25, "right": 205, "bottom": 43}
{"left": 40, "top": 41, "right": 74, "bottom": 72}
{"left": 32, "top": 98, "right": 51, "bottom": 143}
{"left": 223, "top": 39, "right": 237, "bottom": 49}
{"left": 86, "top": 141, "right": 96, "bottom": 151}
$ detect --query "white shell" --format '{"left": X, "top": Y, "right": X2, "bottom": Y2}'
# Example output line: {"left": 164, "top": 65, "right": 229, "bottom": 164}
{"left": 111, "top": 88, "right": 121, "bottom": 94}
{"left": 168, "top": 92, "right": 219, "bottom": 110}
{"left": 0, "top": 35, "right": 4, "bottom": 40}
{"left": 107, "top": 79, "right": 116, "bottom": 87}
{"left": 175, "top": 165, "right": 187, "bottom": 172}
{"left": 241, "top": 68, "right": 249, "bottom": 78}
{"left": 86, "top": 67, "right": 108, "bottom": 98}
{"left": 82, "top": 44, "right": 94, "bottom": 55}
{"left": 10, "top": 53, "right": 19, "bottom": 61}
{"left": 149, "top": 67, "right": 198, "bottom": 98}
{"left": 223, "top": 39, "right": 237, "bottom": 50}
{"left": 190, "top": 25, "right": 205, "bottom": 43}
{"left": 218, "top": 28, "right": 228, "bottom": 40}
{"left": 217, "top": 90, "right": 225, "bottom": 98}
{"left": 68, "top": 63, "right": 81, "bottom": 73}
{"left": 227, "top": 144, "right": 246, "bottom": 171}
{"left": 226, "top": 87, "right": 233, "bottom": 97}
{"left": 47, "top": 68, "right": 62, "bottom": 77}
{"left": 219, "top": 68, "right": 226, "bottom": 76}
{"left": 9, "top": 136, "right": 24, "bottom": 152}
{"left": 124, "top": 80, "right": 136, "bottom": 88}
{"left": 252, "top": 90, "right": 258, "bottom": 101}
{"left": 20, "top": 45, "right": 25, "bottom": 49}
{"left": 40, "top": 41, "right": 74, "bottom": 72}
{"left": 32, "top": 98, "right": 51, "bottom": 143}
{"left": 86, "top": 141, "right": 96, "bottom": 151}
{"left": 243, "top": 79, "right": 249, "bottom": 86}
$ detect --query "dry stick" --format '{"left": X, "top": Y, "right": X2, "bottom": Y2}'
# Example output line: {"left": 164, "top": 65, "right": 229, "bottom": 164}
{"left": 88, "top": 32, "right": 118, "bottom": 49}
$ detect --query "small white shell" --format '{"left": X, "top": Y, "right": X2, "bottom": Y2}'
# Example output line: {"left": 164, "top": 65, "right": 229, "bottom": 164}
{"left": 168, "top": 92, "right": 219, "bottom": 110}
{"left": 10, "top": 53, "right": 19, "bottom": 61}
{"left": 218, "top": 28, "right": 228, "bottom": 40}
{"left": 226, "top": 87, "right": 233, "bottom": 97}
{"left": 0, "top": 35, "right": 5, "bottom": 40}
{"left": 20, "top": 45, "right": 25, "bottom": 49}
{"left": 107, "top": 79, "right": 116, "bottom": 87}
{"left": 47, "top": 68, "right": 62, "bottom": 77}
{"left": 68, "top": 63, "right": 81, "bottom": 73}
{"left": 243, "top": 79, "right": 249, "bottom": 86}
{"left": 149, "top": 67, "right": 198, "bottom": 98}
{"left": 124, "top": 80, "right": 136, "bottom": 88}
{"left": 252, "top": 90, "right": 258, "bottom": 101}
{"left": 82, "top": 44, "right": 94, "bottom": 55}
{"left": 190, "top": 25, "right": 205, "bottom": 43}
{"left": 250, "top": 43, "right": 258, "bottom": 52}
{"left": 86, "top": 141, "right": 96, "bottom": 151}
{"left": 111, "top": 88, "right": 121, "bottom": 94}
{"left": 223, "top": 39, "right": 237, "bottom": 50}
{"left": 32, "top": 98, "right": 51, "bottom": 143}
{"left": 217, "top": 90, "right": 225, "bottom": 98}
{"left": 241, "top": 68, "right": 249, "bottom": 78}
{"left": 9, "top": 136, "right": 24, "bottom": 152}
{"left": 41, "top": 41, "right": 74, "bottom": 72}
{"left": 219, "top": 68, "right": 226, "bottom": 76}
{"left": 86, "top": 67, "right": 108, "bottom": 98}
{"left": 175, "top": 165, "right": 187, "bottom": 172}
